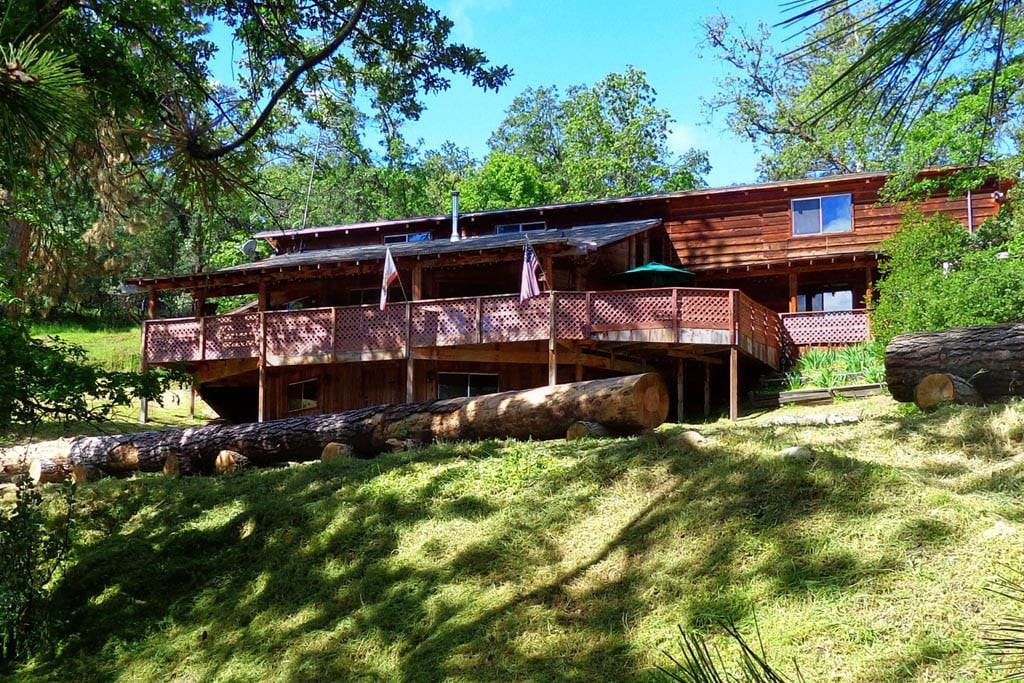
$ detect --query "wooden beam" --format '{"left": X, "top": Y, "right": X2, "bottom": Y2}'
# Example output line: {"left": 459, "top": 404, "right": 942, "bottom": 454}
{"left": 729, "top": 347, "right": 739, "bottom": 421}
{"left": 703, "top": 362, "right": 711, "bottom": 418}
{"left": 548, "top": 291, "right": 557, "bottom": 386}
{"left": 258, "top": 312, "right": 267, "bottom": 423}
{"left": 676, "top": 358, "right": 685, "bottom": 423}
{"left": 788, "top": 272, "right": 799, "bottom": 313}
{"left": 412, "top": 263, "right": 423, "bottom": 301}
{"left": 139, "top": 319, "right": 150, "bottom": 424}
{"left": 405, "top": 303, "right": 414, "bottom": 402}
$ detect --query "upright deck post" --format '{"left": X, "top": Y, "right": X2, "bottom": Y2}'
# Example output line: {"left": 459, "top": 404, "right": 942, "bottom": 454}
{"left": 703, "top": 362, "right": 711, "bottom": 418}
{"left": 548, "top": 291, "right": 557, "bottom": 386}
{"left": 139, "top": 318, "right": 150, "bottom": 424}
{"left": 729, "top": 347, "right": 739, "bottom": 421}
{"left": 676, "top": 358, "right": 685, "bottom": 423}
{"left": 405, "top": 302, "right": 414, "bottom": 402}
{"left": 258, "top": 311, "right": 267, "bottom": 423}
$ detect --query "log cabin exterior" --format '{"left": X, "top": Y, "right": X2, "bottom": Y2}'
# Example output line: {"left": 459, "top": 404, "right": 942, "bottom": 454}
{"left": 128, "top": 168, "right": 1007, "bottom": 423}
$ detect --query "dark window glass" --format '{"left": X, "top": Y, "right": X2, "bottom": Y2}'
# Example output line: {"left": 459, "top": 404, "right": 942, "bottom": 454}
{"left": 437, "top": 373, "right": 499, "bottom": 399}
{"left": 287, "top": 378, "right": 319, "bottom": 412}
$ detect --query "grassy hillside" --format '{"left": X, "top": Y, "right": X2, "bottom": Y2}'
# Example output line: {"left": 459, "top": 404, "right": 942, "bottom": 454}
{"left": 30, "top": 321, "right": 142, "bottom": 373}
{"left": 6, "top": 395, "right": 1024, "bottom": 681}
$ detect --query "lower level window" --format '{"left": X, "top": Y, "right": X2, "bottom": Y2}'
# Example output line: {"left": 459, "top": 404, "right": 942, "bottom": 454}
{"left": 287, "top": 378, "right": 319, "bottom": 412}
{"left": 437, "top": 373, "right": 499, "bottom": 399}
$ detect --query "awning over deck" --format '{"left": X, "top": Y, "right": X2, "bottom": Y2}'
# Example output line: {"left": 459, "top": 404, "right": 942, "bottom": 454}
{"left": 127, "top": 219, "right": 663, "bottom": 291}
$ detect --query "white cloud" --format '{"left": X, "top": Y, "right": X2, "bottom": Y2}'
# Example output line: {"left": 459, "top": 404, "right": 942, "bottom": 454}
{"left": 445, "top": 0, "right": 509, "bottom": 42}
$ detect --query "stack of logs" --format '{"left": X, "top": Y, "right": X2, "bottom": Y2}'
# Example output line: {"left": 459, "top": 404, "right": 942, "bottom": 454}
{"left": 886, "top": 322, "right": 1024, "bottom": 411}
{"left": 19, "top": 373, "right": 669, "bottom": 485}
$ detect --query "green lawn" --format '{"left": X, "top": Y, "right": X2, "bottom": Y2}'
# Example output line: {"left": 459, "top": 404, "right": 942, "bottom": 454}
{"left": 30, "top": 321, "right": 142, "bottom": 373}
{"left": 5, "top": 395, "right": 1024, "bottom": 681}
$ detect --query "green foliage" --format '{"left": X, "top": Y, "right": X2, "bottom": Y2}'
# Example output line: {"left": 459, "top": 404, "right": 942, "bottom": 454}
{"left": 660, "top": 620, "right": 804, "bottom": 683}
{"left": 0, "top": 478, "right": 74, "bottom": 663}
{"left": 458, "top": 153, "right": 557, "bottom": 211}
{"left": 489, "top": 67, "right": 709, "bottom": 201}
{"left": 985, "top": 568, "right": 1024, "bottom": 678}
{"left": 872, "top": 210, "right": 1024, "bottom": 345}
{"left": 0, "top": 314, "right": 182, "bottom": 432}
{"left": 785, "top": 343, "right": 884, "bottom": 389}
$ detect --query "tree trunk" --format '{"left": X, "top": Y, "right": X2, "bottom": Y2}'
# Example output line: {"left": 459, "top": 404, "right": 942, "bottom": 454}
{"left": 45, "top": 373, "right": 668, "bottom": 482}
{"left": 886, "top": 323, "right": 1024, "bottom": 402}
{"left": 29, "top": 459, "right": 70, "bottom": 484}
{"left": 914, "top": 373, "right": 982, "bottom": 412}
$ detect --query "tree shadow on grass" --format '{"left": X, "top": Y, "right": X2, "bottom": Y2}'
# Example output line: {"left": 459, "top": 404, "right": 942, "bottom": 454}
{"left": 13, "top": 424, "right": 973, "bottom": 682}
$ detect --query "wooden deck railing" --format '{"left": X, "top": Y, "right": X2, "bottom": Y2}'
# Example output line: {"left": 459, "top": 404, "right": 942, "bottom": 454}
{"left": 143, "top": 288, "right": 784, "bottom": 370}
{"left": 779, "top": 309, "right": 871, "bottom": 347}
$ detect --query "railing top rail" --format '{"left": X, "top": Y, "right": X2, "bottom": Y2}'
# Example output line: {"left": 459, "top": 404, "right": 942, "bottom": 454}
{"left": 779, "top": 308, "right": 869, "bottom": 318}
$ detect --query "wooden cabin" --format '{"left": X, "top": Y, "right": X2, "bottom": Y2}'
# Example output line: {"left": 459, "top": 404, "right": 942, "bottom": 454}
{"left": 128, "top": 169, "right": 1007, "bottom": 423}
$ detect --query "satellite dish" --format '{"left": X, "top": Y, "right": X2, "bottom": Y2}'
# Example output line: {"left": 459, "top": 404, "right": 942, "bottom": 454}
{"left": 240, "top": 239, "right": 258, "bottom": 258}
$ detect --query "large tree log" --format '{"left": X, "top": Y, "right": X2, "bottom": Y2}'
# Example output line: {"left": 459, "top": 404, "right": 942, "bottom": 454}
{"left": 886, "top": 323, "right": 1024, "bottom": 403}
{"left": 914, "top": 373, "right": 983, "bottom": 412}
{"left": 55, "top": 373, "right": 668, "bottom": 481}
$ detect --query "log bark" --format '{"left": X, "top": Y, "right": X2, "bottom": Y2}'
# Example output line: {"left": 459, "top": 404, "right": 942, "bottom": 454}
{"left": 886, "top": 323, "right": 1024, "bottom": 403}
{"left": 914, "top": 373, "right": 982, "bottom": 412}
{"left": 55, "top": 373, "right": 668, "bottom": 482}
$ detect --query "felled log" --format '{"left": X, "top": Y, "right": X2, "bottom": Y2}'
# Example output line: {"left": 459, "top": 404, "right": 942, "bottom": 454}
{"left": 214, "top": 450, "right": 250, "bottom": 475}
{"left": 886, "top": 323, "right": 1024, "bottom": 403}
{"left": 914, "top": 373, "right": 982, "bottom": 412}
{"left": 29, "top": 459, "right": 70, "bottom": 485}
{"left": 45, "top": 373, "right": 668, "bottom": 482}
{"left": 565, "top": 421, "right": 615, "bottom": 440}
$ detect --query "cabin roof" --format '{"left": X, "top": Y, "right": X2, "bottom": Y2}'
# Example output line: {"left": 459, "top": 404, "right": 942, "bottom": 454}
{"left": 127, "top": 219, "right": 661, "bottom": 290}
{"left": 250, "top": 168, "right": 924, "bottom": 241}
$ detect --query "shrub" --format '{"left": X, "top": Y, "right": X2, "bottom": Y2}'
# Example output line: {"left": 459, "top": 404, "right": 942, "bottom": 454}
{"left": 0, "top": 478, "right": 74, "bottom": 663}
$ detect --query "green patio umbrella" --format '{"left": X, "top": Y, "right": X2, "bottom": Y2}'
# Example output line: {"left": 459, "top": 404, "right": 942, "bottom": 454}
{"left": 614, "top": 261, "right": 694, "bottom": 287}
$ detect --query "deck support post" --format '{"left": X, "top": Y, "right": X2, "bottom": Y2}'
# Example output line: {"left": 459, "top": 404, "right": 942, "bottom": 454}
{"left": 139, "top": 319, "right": 150, "bottom": 424}
{"left": 676, "top": 358, "right": 685, "bottom": 423}
{"left": 788, "top": 272, "right": 799, "bottom": 313}
{"left": 548, "top": 291, "right": 557, "bottom": 386}
{"left": 703, "top": 362, "right": 711, "bottom": 418}
{"left": 405, "top": 302, "right": 414, "bottom": 403}
{"left": 729, "top": 347, "right": 739, "bottom": 421}
{"left": 258, "top": 311, "right": 267, "bottom": 423}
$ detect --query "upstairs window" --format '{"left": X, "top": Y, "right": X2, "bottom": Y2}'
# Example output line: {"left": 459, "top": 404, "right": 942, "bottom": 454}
{"left": 384, "top": 231, "right": 432, "bottom": 244}
{"left": 792, "top": 194, "right": 853, "bottom": 235}
{"left": 495, "top": 221, "right": 546, "bottom": 234}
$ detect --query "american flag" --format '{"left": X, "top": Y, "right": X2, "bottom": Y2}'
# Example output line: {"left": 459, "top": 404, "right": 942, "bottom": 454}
{"left": 520, "top": 242, "right": 541, "bottom": 303}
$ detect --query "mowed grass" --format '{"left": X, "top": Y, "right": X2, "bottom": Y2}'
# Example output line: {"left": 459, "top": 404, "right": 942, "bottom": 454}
{"left": 30, "top": 321, "right": 142, "bottom": 373}
{"left": 6, "top": 395, "right": 1024, "bottom": 681}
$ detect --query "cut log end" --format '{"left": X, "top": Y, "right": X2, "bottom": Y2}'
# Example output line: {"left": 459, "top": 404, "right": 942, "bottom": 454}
{"left": 914, "top": 373, "right": 983, "bottom": 412}
{"left": 29, "top": 459, "right": 69, "bottom": 485}
{"left": 215, "top": 450, "right": 250, "bottom": 475}
{"left": 566, "top": 421, "right": 614, "bottom": 441}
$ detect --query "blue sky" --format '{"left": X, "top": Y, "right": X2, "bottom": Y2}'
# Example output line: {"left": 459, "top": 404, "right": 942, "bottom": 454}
{"left": 402, "top": 1, "right": 792, "bottom": 187}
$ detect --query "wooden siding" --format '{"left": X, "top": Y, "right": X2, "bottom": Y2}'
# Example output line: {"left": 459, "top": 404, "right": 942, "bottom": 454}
{"left": 666, "top": 177, "right": 1003, "bottom": 271}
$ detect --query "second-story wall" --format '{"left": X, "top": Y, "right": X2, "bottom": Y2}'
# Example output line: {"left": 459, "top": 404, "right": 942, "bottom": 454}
{"left": 666, "top": 174, "right": 1004, "bottom": 272}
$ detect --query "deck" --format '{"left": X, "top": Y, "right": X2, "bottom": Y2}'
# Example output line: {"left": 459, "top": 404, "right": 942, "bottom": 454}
{"left": 142, "top": 288, "right": 786, "bottom": 371}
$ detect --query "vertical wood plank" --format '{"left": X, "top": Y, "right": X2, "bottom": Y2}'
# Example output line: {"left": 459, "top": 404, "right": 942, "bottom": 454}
{"left": 676, "top": 358, "right": 685, "bottom": 423}
{"left": 139, "top": 319, "right": 149, "bottom": 424}
{"left": 703, "top": 362, "right": 711, "bottom": 418}
{"left": 412, "top": 263, "right": 423, "bottom": 300}
{"left": 258, "top": 311, "right": 266, "bottom": 423}
{"left": 729, "top": 348, "right": 739, "bottom": 421}
{"left": 788, "top": 272, "right": 799, "bottom": 313}
{"left": 406, "top": 302, "right": 414, "bottom": 402}
{"left": 548, "top": 291, "right": 557, "bottom": 386}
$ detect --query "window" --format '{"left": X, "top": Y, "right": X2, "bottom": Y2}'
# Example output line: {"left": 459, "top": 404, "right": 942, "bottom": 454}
{"left": 797, "top": 287, "right": 854, "bottom": 312}
{"left": 792, "top": 194, "right": 853, "bottom": 235}
{"left": 495, "top": 221, "right": 546, "bottom": 234}
{"left": 287, "top": 378, "right": 319, "bottom": 412}
{"left": 437, "top": 373, "right": 499, "bottom": 399}
{"left": 384, "top": 231, "right": 432, "bottom": 244}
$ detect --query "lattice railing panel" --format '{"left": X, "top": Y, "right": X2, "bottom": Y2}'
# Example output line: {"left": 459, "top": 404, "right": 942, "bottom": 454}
{"left": 412, "top": 299, "right": 479, "bottom": 347}
{"left": 265, "top": 309, "right": 333, "bottom": 358}
{"left": 554, "top": 293, "right": 588, "bottom": 339}
{"left": 591, "top": 289, "right": 675, "bottom": 328}
{"left": 480, "top": 295, "right": 549, "bottom": 343}
{"left": 780, "top": 310, "right": 870, "bottom": 346}
{"left": 204, "top": 313, "right": 259, "bottom": 360}
{"left": 335, "top": 305, "right": 405, "bottom": 354}
{"left": 677, "top": 289, "right": 731, "bottom": 329}
{"left": 146, "top": 319, "right": 201, "bottom": 363}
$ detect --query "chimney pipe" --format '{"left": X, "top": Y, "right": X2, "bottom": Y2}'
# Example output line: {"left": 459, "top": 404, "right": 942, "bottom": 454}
{"left": 450, "top": 190, "right": 460, "bottom": 242}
